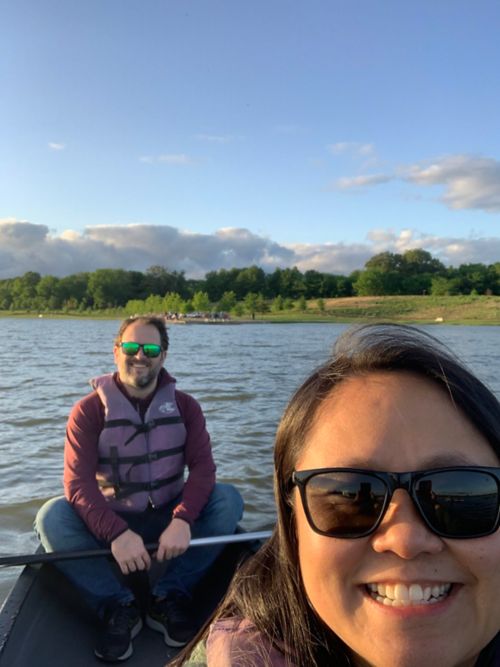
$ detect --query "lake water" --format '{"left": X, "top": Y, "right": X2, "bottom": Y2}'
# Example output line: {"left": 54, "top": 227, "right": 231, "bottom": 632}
{"left": 1, "top": 318, "right": 499, "bottom": 604}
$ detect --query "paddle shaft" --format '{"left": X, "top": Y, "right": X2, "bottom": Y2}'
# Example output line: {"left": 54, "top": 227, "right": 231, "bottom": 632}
{"left": 0, "top": 530, "right": 273, "bottom": 568}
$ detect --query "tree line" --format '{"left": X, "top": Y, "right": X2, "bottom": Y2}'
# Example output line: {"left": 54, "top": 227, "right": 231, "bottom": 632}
{"left": 1, "top": 250, "right": 499, "bottom": 313}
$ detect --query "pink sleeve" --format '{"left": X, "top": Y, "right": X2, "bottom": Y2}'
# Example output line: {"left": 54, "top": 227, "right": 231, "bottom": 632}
{"left": 172, "top": 391, "right": 216, "bottom": 525}
{"left": 63, "top": 393, "right": 129, "bottom": 543}
{"left": 205, "top": 619, "right": 292, "bottom": 667}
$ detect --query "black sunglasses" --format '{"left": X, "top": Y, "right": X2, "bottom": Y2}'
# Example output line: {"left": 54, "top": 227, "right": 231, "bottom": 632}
{"left": 292, "top": 466, "right": 500, "bottom": 539}
{"left": 120, "top": 342, "right": 163, "bottom": 358}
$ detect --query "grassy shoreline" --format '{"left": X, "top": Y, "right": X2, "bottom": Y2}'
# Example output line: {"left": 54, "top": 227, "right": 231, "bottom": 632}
{"left": 2, "top": 295, "right": 500, "bottom": 325}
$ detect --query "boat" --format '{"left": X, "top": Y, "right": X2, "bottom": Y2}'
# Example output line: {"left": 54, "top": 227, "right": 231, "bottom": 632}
{"left": 0, "top": 533, "right": 265, "bottom": 666}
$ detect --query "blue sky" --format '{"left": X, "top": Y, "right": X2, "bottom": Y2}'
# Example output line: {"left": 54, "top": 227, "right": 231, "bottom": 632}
{"left": 2, "top": 0, "right": 500, "bottom": 279}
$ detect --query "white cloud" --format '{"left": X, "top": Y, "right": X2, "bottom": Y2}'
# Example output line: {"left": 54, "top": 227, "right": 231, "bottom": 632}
{"left": 48, "top": 142, "right": 65, "bottom": 151}
{"left": 328, "top": 142, "right": 375, "bottom": 156}
{"left": 365, "top": 228, "right": 500, "bottom": 266}
{"left": 194, "top": 134, "right": 240, "bottom": 144}
{"left": 334, "top": 174, "right": 392, "bottom": 190}
{"left": 0, "top": 221, "right": 293, "bottom": 279}
{"left": 139, "top": 154, "right": 197, "bottom": 165}
{"left": 1, "top": 219, "right": 498, "bottom": 281}
{"left": 335, "top": 153, "right": 500, "bottom": 213}
{"left": 288, "top": 242, "right": 373, "bottom": 274}
{"left": 404, "top": 154, "right": 500, "bottom": 212}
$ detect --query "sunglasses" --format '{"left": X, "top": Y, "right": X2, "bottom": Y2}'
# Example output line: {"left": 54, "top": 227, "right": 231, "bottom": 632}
{"left": 120, "top": 342, "right": 163, "bottom": 358}
{"left": 292, "top": 466, "right": 500, "bottom": 539}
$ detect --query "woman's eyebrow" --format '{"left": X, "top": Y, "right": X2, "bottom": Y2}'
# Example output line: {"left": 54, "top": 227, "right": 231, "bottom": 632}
{"left": 416, "top": 453, "right": 485, "bottom": 468}
{"left": 332, "top": 453, "right": 482, "bottom": 470}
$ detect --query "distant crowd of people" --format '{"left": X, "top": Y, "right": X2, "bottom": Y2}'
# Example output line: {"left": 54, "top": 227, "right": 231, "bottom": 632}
{"left": 164, "top": 311, "right": 231, "bottom": 321}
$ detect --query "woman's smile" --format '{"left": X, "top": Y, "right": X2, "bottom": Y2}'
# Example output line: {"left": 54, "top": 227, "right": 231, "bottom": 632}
{"left": 365, "top": 581, "right": 453, "bottom": 606}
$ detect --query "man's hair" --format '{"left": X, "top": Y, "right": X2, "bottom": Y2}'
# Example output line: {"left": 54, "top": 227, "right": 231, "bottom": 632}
{"left": 172, "top": 322, "right": 500, "bottom": 667}
{"left": 114, "top": 316, "right": 169, "bottom": 351}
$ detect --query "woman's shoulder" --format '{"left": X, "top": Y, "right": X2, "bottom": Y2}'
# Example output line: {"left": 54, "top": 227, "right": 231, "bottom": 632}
{"left": 199, "top": 617, "right": 295, "bottom": 667}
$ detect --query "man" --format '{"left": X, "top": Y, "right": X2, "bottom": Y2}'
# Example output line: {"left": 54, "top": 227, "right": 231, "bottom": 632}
{"left": 35, "top": 316, "right": 244, "bottom": 662}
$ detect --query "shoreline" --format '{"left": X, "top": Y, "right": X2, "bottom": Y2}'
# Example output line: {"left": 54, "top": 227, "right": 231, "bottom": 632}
{"left": 1, "top": 295, "right": 499, "bottom": 326}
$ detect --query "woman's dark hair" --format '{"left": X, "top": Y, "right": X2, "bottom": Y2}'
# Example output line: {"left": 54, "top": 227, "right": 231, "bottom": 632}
{"left": 114, "top": 315, "right": 169, "bottom": 351}
{"left": 172, "top": 323, "right": 500, "bottom": 667}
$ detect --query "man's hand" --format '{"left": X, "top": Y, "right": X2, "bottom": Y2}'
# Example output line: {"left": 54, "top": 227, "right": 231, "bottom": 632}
{"left": 111, "top": 529, "right": 151, "bottom": 575}
{"left": 156, "top": 518, "right": 191, "bottom": 562}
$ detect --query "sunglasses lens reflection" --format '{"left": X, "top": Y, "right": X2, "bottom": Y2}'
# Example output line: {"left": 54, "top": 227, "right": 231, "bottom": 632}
{"left": 416, "top": 470, "right": 499, "bottom": 537}
{"left": 121, "top": 342, "right": 162, "bottom": 358}
{"left": 305, "top": 472, "right": 386, "bottom": 537}
{"left": 142, "top": 344, "right": 162, "bottom": 358}
{"left": 121, "top": 342, "right": 140, "bottom": 356}
{"left": 304, "top": 470, "right": 500, "bottom": 538}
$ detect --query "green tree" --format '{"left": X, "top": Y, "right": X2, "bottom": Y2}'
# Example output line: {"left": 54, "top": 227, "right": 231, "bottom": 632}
{"left": 36, "top": 275, "right": 63, "bottom": 310}
{"left": 266, "top": 268, "right": 283, "bottom": 298}
{"left": 164, "top": 292, "right": 185, "bottom": 313}
{"left": 430, "top": 276, "right": 461, "bottom": 296}
{"left": 255, "top": 293, "right": 269, "bottom": 313}
{"left": 217, "top": 290, "right": 237, "bottom": 312}
{"left": 278, "top": 267, "right": 305, "bottom": 298}
{"left": 59, "top": 273, "right": 90, "bottom": 309}
{"left": 271, "top": 295, "right": 284, "bottom": 312}
{"left": 124, "top": 299, "right": 147, "bottom": 316}
{"left": 304, "top": 270, "right": 323, "bottom": 298}
{"left": 204, "top": 269, "right": 240, "bottom": 301}
{"left": 191, "top": 291, "right": 211, "bottom": 312}
{"left": 87, "top": 269, "right": 133, "bottom": 308}
{"left": 365, "top": 252, "right": 403, "bottom": 273}
{"left": 181, "top": 299, "right": 193, "bottom": 315}
{"left": 455, "top": 263, "right": 491, "bottom": 295}
{"left": 145, "top": 266, "right": 187, "bottom": 298}
{"left": 11, "top": 272, "right": 41, "bottom": 309}
{"left": 144, "top": 294, "right": 165, "bottom": 313}
{"left": 0, "top": 280, "right": 13, "bottom": 310}
{"left": 243, "top": 292, "right": 259, "bottom": 319}
{"left": 231, "top": 302, "right": 245, "bottom": 317}
{"left": 296, "top": 295, "right": 307, "bottom": 311}
{"left": 354, "top": 269, "right": 400, "bottom": 296}
{"left": 317, "top": 298, "right": 325, "bottom": 312}
{"left": 402, "top": 249, "right": 445, "bottom": 275}
{"left": 234, "top": 266, "right": 266, "bottom": 299}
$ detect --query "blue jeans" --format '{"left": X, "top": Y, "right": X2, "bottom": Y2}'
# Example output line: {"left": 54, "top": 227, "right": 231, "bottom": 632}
{"left": 34, "top": 483, "right": 244, "bottom": 616}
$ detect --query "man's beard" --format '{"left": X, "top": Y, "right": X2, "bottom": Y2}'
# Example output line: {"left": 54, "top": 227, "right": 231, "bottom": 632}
{"left": 125, "top": 363, "right": 158, "bottom": 389}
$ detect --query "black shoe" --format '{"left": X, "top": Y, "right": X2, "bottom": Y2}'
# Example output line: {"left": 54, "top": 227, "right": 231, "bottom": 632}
{"left": 94, "top": 601, "right": 143, "bottom": 662}
{"left": 146, "top": 592, "right": 195, "bottom": 648}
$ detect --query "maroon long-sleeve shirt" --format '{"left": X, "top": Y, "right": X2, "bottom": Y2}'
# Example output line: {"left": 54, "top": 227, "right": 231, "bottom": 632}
{"left": 63, "top": 369, "right": 216, "bottom": 543}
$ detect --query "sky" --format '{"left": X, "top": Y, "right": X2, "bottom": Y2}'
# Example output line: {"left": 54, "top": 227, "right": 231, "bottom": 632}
{"left": 2, "top": 0, "right": 500, "bottom": 280}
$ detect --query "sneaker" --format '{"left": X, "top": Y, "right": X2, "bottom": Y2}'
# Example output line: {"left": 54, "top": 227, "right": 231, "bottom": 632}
{"left": 146, "top": 592, "right": 195, "bottom": 647}
{"left": 94, "top": 601, "right": 143, "bottom": 662}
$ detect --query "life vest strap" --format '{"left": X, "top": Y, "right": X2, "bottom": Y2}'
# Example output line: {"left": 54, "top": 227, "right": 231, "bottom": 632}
{"left": 98, "top": 444, "right": 184, "bottom": 466}
{"left": 98, "top": 470, "right": 184, "bottom": 499}
{"left": 101, "top": 416, "right": 184, "bottom": 446}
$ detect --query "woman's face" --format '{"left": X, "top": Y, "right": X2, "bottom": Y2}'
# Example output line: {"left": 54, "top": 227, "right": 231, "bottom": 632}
{"left": 294, "top": 371, "right": 500, "bottom": 667}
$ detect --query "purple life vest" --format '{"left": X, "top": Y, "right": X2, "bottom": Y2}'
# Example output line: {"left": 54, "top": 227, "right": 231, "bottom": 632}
{"left": 93, "top": 374, "right": 187, "bottom": 512}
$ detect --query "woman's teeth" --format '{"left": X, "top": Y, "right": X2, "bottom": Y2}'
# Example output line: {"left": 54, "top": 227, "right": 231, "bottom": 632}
{"left": 367, "top": 582, "right": 452, "bottom": 606}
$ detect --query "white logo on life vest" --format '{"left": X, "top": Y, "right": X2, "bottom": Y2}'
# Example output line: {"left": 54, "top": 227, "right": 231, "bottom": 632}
{"left": 158, "top": 401, "right": 176, "bottom": 414}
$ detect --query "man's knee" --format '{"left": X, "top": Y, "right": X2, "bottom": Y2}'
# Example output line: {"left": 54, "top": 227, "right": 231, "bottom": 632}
{"left": 210, "top": 483, "right": 244, "bottom": 523}
{"left": 34, "top": 496, "right": 74, "bottom": 542}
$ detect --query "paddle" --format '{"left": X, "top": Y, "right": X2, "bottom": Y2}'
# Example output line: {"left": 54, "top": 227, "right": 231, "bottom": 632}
{"left": 0, "top": 530, "right": 273, "bottom": 568}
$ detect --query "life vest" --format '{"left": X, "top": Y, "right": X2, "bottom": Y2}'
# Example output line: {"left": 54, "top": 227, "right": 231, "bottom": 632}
{"left": 93, "top": 374, "right": 187, "bottom": 512}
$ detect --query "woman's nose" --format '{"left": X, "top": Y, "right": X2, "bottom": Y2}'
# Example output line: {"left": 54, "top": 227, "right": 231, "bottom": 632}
{"left": 370, "top": 489, "right": 444, "bottom": 559}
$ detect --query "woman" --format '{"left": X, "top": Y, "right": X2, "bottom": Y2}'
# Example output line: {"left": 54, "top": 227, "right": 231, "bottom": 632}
{"left": 171, "top": 323, "right": 500, "bottom": 667}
